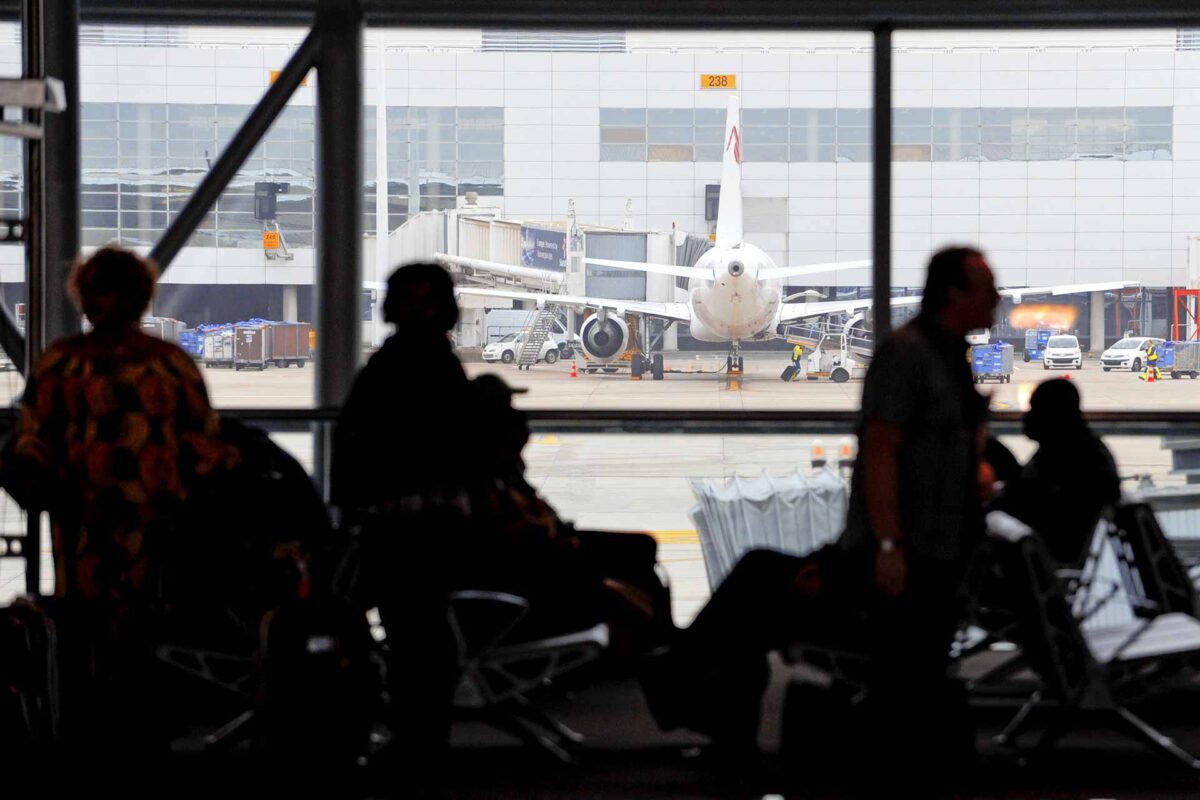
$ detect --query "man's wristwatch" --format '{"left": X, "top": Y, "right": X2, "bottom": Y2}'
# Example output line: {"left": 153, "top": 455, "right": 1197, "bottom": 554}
{"left": 878, "top": 538, "right": 901, "bottom": 553}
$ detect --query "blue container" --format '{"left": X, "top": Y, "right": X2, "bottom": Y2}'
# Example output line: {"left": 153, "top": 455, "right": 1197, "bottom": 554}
{"left": 972, "top": 342, "right": 1014, "bottom": 383}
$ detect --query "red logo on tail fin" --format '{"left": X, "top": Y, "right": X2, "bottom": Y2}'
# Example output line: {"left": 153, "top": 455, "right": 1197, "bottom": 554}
{"left": 726, "top": 125, "right": 742, "bottom": 165}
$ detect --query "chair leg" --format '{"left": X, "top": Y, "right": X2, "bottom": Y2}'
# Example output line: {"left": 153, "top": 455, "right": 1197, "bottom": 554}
{"left": 486, "top": 709, "right": 579, "bottom": 765}
{"left": 202, "top": 709, "right": 255, "bottom": 751}
{"left": 1113, "top": 706, "right": 1200, "bottom": 770}
{"left": 509, "top": 694, "right": 586, "bottom": 745}
{"left": 995, "top": 690, "right": 1041, "bottom": 747}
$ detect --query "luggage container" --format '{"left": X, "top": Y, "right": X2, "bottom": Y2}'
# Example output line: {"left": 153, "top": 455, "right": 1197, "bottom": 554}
{"left": 179, "top": 329, "right": 203, "bottom": 360}
{"left": 1162, "top": 341, "right": 1200, "bottom": 379}
{"left": 234, "top": 324, "right": 269, "bottom": 371}
{"left": 268, "top": 322, "right": 311, "bottom": 368}
{"left": 972, "top": 342, "right": 1014, "bottom": 384}
{"left": 141, "top": 316, "right": 185, "bottom": 344}
{"left": 202, "top": 327, "right": 234, "bottom": 368}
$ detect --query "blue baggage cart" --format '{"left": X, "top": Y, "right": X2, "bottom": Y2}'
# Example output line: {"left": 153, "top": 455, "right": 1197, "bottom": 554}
{"left": 972, "top": 342, "right": 1014, "bottom": 384}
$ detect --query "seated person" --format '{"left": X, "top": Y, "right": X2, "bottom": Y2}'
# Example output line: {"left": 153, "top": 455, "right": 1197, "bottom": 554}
{"left": 458, "top": 374, "right": 670, "bottom": 655}
{"left": 993, "top": 379, "right": 1120, "bottom": 566}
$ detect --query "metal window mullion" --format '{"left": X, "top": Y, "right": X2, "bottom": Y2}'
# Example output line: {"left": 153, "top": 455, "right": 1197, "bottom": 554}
{"left": 872, "top": 25, "right": 892, "bottom": 343}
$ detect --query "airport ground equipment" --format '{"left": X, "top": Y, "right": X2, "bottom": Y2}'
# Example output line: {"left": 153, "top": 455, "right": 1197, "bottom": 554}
{"left": 972, "top": 342, "right": 1014, "bottom": 384}
{"left": 1022, "top": 327, "right": 1061, "bottom": 363}
{"left": 516, "top": 304, "right": 561, "bottom": 370}
{"left": 804, "top": 332, "right": 867, "bottom": 383}
{"left": 234, "top": 323, "right": 269, "bottom": 371}
{"left": 449, "top": 590, "right": 608, "bottom": 764}
{"left": 1160, "top": 341, "right": 1200, "bottom": 379}
{"left": 267, "top": 321, "right": 311, "bottom": 368}
{"left": 141, "top": 316, "right": 185, "bottom": 344}
{"left": 202, "top": 327, "right": 235, "bottom": 368}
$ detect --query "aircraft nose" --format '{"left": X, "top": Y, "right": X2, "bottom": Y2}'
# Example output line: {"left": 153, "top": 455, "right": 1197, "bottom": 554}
{"left": 728, "top": 260, "right": 745, "bottom": 278}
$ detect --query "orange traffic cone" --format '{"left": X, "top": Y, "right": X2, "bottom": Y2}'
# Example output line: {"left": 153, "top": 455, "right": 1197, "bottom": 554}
{"left": 570, "top": 360, "right": 578, "bottom": 378}
{"left": 1148, "top": 366, "right": 1156, "bottom": 383}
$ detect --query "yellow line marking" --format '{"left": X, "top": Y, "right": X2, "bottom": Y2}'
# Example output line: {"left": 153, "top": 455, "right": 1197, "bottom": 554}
{"left": 530, "top": 434, "right": 559, "bottom": 445}
{"left": 650, "top": 529, "right": 700, "bottom": 544}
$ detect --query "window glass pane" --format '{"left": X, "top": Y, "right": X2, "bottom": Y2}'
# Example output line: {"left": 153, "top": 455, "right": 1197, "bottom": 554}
{"left": 600, "top": 107, "right": 645, "bottom": 125}
{"left": 647, "top": 144, "right": 693, "bottom": 161}
{"left": 742, "top": 126, "right": 787, "bottom": 144}
{"left": 646, "top": 126, "right": 693, "bottom": 144}
{"left": 742, "top": 108, "right": 788, "bottom": 125}
{"left": 600, "top": 143, "right": 647, "bottom": 160}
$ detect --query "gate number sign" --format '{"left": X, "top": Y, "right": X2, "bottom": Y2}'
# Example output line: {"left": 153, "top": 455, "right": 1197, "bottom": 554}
{"left": 262, "top": 230, "right": 280, "bottom": 250}
{"left": 700, "top": 74, "right": 736, "bottom": 89}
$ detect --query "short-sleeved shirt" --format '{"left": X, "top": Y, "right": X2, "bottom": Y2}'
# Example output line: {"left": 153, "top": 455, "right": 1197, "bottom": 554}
{"left": 839, "top": 317, "right": 985, "bottom": 562}
{"left": 10, "top": 330, "right": 232, "bottom": 602}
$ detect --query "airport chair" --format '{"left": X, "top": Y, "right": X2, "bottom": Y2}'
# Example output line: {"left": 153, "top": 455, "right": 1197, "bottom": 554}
{"left": 1106, "top": 503, "right": 1200, "bottom": 619}
{"left": 970, "top": 515, "right": 1200, "bottom": 769}
{"left": 448, "top": 590, "right": 609, "bottom": 764}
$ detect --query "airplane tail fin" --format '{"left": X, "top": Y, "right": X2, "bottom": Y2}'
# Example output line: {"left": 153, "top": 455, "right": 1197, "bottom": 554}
{"left": 715, "top": 96, "right": 743, "bottom": 248}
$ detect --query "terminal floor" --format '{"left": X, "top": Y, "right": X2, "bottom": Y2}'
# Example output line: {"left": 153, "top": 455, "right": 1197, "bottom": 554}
{"left": 83, "top": 674, "right": 1200, "bottom": 799}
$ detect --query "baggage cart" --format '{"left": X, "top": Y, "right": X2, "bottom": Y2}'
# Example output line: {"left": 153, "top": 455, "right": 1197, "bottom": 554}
{"left": 268, "top": 322, "right": 311, "bottom": 368}
{"left": 972, "top": 342, "right": 1014, "bottom": 384}
{"left": 141, "top": 316, "right": 185, "bottom": 344}
{"left": 234, "top": 324, "right": 268, "bottom": 371}
{"left": 1163, "top": 341, "right": 1200, "bottom": 379}
{"left": 202, "top": 328, "right": 234, "bottom": 368}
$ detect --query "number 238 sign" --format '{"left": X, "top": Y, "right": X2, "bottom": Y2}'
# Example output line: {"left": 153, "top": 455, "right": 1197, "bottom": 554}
{"left": 700, "top": 74, "right": 736, "bottom": 89}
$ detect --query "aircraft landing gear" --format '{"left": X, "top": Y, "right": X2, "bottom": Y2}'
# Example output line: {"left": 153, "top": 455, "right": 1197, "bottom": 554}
{"left": 726, "top": 341, "right": 745, "bottom": 375}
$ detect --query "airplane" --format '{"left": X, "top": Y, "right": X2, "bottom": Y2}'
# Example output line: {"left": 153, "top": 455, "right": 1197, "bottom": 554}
{"left": 438, "top": 96, "right": 1138, "bottom": 379}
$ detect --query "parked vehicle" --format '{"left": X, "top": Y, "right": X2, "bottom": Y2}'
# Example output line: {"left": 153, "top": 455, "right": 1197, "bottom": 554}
{"left": 1023, "top": 327, "right": 1062, "bottom": 362}
{"left": 1100, "top": 337, "right": 1165, "bottom": 372}
{"left": 1043, "top": 334, "right": 1082, "bottom": 370}
{"left": 482, "top": 332, "right": 560, "bottom": 364}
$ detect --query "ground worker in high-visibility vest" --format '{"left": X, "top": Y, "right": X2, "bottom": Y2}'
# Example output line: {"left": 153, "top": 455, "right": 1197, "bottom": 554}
{"left": 1140, "top": 340, "right": 1162, "bottom": 381}
{"left": 792, "top": 343, "right": 803, "bottom": 368}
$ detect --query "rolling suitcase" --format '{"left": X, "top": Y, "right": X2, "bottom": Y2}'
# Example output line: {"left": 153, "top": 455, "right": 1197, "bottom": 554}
{"left": 780, "top": 365, "right": 797, "bottom": 382}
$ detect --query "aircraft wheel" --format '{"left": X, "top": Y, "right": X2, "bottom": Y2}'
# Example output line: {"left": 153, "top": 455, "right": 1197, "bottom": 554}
{"left": 1023, "top": 352, "right": 1030, "bottom": 363}
{"left": 631, "top": 353, "right": 644, "bottom": 377}
{"left": 737, "top": 356, "right": 745, "bottom": 373}
{"left": 651, "top": 353, "right": 664, "bottom": 380}
{"left": 831, "top": 367, "right": 850, "bottom": 384}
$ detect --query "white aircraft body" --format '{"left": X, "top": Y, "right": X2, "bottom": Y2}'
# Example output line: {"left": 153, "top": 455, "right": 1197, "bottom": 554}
{"left": 441, "top": 96, "right": 1138, "bottom": 373}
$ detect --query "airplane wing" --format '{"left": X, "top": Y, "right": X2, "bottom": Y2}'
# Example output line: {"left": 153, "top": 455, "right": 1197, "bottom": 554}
{"left": 455, "top": 286, "right": 692, "bottom": 324}
{"left": 778, "top": 295, "right": 923, "bottom": 323}
{"left": 1001, "top": 280, "right": 1140, "bottom": 302}
{"left": 759, "top": 259, "right": 870, "bottom": 282}
{"left": 584, "top": 257, "right": 712, "bottom": 281}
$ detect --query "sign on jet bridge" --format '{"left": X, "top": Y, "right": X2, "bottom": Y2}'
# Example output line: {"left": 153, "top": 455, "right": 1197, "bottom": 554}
{"left": 700, "top": 74, "right": 737, "bottom": 89}
{"left": 262, "top": 230, "right": 280, "bottom": 250}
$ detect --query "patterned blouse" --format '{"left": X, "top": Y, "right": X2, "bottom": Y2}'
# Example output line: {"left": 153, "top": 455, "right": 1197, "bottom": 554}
{"left": 11, "top": 330, "right": 233, "bottom": 603}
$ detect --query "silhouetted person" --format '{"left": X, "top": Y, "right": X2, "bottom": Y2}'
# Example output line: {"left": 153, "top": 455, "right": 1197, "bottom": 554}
{"left": 331, "top": 262, "right": 467, "bottom": 794}
{"left": 461, "top": 374, "right": 668, "bottom": 654}
{"left": 995, "top": 379, "right": 1120, "bottom": 565}
{"left": 841, "top": 246, "right": 998, "bottom": 786}
{"left": 640, "top": 248, "right": 999, "bottom": 779}
{"left": 1, "top": 246, "right": 233, "bottom": 754}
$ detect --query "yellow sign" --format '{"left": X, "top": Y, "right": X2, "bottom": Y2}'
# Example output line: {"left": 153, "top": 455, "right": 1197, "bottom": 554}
{"left": 700, "top": 74, "right": 737, "bottom": 89}
{"left": 269, "top": 70, "right": 308, "bottom": 86}
{"left": 262, "top": 230, "right": 280, "bottom": 250}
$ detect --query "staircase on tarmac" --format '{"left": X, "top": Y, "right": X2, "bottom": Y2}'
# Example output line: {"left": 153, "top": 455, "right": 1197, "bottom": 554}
{"left": 516, "top": 304, "right": 560, "bottom": 368}
{"left": 783, "top": 319, "right": 875, "bottom": 363}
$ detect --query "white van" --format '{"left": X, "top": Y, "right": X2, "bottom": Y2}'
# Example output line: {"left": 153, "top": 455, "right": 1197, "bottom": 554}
{"left": 482, "top": 332, "right": 561, "bottom": 364}
{"left": 1100, "top": 337, "right": 1165, "bottom": 372}
{"left": 1043, "top": 334, "right": 1082, "bottom": 370}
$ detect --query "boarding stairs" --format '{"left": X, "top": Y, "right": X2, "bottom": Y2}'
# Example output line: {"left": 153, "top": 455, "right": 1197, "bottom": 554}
{"left": 516, "top": 304, "right": 560, "bottom": 368}
{"left": 783, "top": 319, "right": 875, "bottom": 363}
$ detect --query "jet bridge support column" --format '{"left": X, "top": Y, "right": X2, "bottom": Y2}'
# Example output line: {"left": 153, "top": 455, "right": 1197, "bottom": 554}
{"left": 1090, "top": 290, "right": 1106, "bottom": 355}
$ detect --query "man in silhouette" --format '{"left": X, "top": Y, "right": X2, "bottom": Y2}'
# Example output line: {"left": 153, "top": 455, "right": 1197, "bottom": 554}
{"left": 332, "top": 262, "right": 468, "bottom": 794}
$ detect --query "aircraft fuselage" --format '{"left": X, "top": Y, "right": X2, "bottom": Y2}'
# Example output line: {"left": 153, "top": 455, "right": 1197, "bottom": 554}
{"left": 686, "top": 242, "right": 783, "bottom": 342}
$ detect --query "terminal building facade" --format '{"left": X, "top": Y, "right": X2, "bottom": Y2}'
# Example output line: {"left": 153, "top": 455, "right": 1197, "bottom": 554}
{"left": 0, "top": 26, "right": 1197, "bottom": 346}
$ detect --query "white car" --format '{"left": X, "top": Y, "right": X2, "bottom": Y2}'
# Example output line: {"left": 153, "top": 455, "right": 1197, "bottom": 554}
{"left": 482, "top": 332, "right": 560, "bottom": 364}
{"left": 1100, "top": 336, "right": 1165, "bottom": 372}
{"left": 1042, "top": 334, "right": 1082, "bottom": 370}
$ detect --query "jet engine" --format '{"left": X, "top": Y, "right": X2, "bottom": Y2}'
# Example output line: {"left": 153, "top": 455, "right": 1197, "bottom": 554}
{"left": 579, "top": 314, "right": 630, "bottom": 363}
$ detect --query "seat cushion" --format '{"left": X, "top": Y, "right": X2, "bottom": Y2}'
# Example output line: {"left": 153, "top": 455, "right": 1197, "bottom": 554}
{"left": 1087, "top": 612, "right": 1200, "bottom": 664}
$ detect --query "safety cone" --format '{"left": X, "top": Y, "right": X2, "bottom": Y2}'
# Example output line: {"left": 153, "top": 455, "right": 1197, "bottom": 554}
{"left": 1148, "top": 368, "right": 1156, "bottom": 383}
{"left": 570, "top": 360, "right": 578, "bottom": 378}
